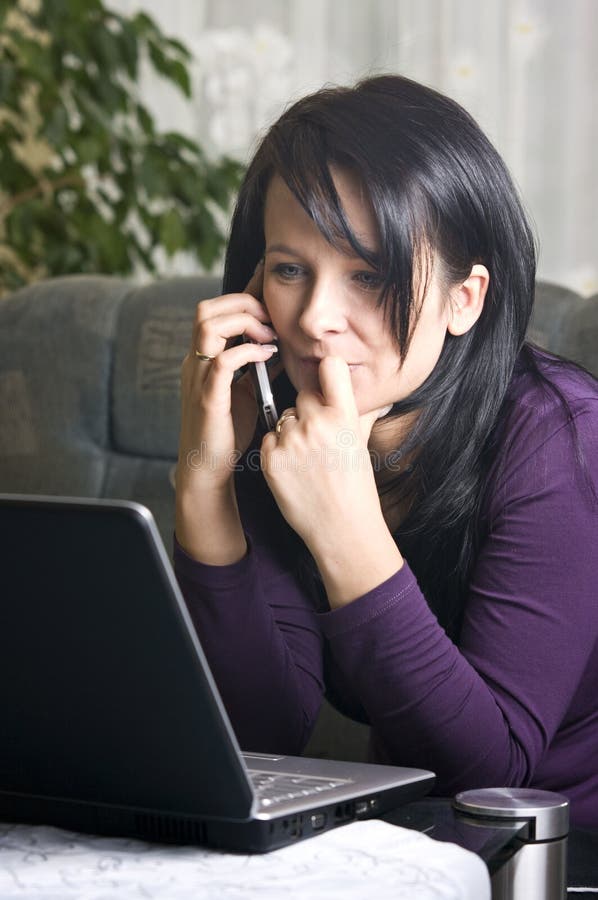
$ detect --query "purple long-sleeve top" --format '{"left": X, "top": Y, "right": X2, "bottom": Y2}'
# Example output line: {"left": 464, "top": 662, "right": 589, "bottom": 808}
{"left": 174, "top": 352, "right": 598, "bottom": 828}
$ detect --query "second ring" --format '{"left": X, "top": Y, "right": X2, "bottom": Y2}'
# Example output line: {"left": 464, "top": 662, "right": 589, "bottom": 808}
{"left": 275, "top": 410, "right": 298, "bottom": 435}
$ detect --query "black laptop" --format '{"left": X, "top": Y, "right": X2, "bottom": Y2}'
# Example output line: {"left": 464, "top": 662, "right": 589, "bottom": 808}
{"left": 0, "top": 494, "right": 434, "bottom": 852}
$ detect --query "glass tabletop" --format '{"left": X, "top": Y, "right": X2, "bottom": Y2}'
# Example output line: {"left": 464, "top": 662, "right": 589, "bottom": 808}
{"left": 383, "top": 797, "right": 528, "bottom": 874}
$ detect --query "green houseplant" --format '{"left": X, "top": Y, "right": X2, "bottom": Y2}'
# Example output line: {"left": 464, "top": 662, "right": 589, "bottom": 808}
{"left": 0, "top": 0, "right": 244, "bottom": 295}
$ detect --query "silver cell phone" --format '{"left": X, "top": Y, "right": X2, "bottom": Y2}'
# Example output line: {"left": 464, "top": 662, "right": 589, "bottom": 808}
{"left": 252, "top": 358, "right": 279, "bottom": 430}
{"left": 243, "top": 337, "right": 279, "bottom": 431}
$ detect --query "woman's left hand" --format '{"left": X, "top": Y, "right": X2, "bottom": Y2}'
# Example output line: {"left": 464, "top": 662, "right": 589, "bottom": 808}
{"left": 261, "top": 356, "right": 403, "bottom": 607}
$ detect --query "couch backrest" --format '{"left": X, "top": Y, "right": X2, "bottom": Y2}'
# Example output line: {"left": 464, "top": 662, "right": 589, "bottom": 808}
{"left": 1, "top": 274, "right": 596, "bottom": 550}
{"left": 0, "top": 275, "right": 220, "bottom": 548}
{"left": 530, "top": 282, "right": 598, "bottom": 373}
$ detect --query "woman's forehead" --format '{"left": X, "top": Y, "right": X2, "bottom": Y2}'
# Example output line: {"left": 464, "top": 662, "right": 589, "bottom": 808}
{"left": 264, "top": 170, "right": 380, "bottom": 255}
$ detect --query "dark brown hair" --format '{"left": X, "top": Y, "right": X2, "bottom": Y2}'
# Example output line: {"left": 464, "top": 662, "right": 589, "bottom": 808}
{"left": 224, "top": 74, "right": 541, "bottom": 635}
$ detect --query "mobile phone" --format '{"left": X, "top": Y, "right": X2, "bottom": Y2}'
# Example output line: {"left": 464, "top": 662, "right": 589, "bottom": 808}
{"left": 243, "top": 337, "right": 279, "bottom": 431}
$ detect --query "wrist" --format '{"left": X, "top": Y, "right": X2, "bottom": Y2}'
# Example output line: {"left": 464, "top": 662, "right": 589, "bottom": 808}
{"left": 310, "top": 518, "right": 404, "bottom": 609}
{"left": 175, "top": 481, "right": 247, "bottom": 566}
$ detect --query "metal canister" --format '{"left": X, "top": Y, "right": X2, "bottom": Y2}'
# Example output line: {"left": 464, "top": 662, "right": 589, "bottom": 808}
{"left": 453, "top": 787, "right": 569, "bottom": 900}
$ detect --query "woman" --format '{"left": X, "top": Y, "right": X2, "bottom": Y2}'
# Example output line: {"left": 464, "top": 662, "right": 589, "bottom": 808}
{"left": 174, "top": 75, "right": 598, "bottom": 828}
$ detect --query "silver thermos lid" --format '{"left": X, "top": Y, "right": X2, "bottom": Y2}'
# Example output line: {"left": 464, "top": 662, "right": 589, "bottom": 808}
{"left": 453, "top": 787, "right": 569, "bottom": 841}
{"left": 454, "top": 789, "right": 570, "bottom": 899}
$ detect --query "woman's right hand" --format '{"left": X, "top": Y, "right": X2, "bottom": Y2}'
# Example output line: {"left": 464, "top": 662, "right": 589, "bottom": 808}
{"left": 175, "top": 266, "right": 278, "bottom": 563}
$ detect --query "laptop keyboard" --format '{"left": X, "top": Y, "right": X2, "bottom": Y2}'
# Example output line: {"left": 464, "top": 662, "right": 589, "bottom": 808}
{"left": 249, "top": 769, "right": 352, "bottom": 807}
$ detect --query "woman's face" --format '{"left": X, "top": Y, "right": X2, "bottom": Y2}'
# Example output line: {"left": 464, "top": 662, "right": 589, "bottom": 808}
{"left": 262, "top": 168, "right": 453, "bottom": 416}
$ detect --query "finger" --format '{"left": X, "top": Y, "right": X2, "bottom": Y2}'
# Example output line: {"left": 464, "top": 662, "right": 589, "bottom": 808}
{"left": 196, "top": 292, "right": 271, "bottom": 324}
{"left": 202, "top": 342, "right": 278, "bottom": 383}
{"left": 274, "top": 406, "right": 299, "bottom": 438}
{"left": 294, "top": 388, "right": 324, "bottom": 421}
{"left": 260, "top": 428, "right": 278, "bottom": 465}
{"left": 184, "top": 339, "right": 277, "bottom": 379}
{"left": 195, "top": 343, "right": 278, "bottom": 411}
{"left": 192, "top": 311, "right": 277, "bottom": 359}
{"left": 317, "top": 356, "right": 358, "bottom": 417}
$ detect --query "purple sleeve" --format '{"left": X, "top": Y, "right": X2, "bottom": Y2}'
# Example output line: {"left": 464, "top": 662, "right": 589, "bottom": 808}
{"left": 173, "top": 377, "right": 598, "bottom": 822}
{"left": 173, "top": 530, "right": 325, "bottom": 754}
{"left": 319, "top": 394, "right": 598, "bottom": 796}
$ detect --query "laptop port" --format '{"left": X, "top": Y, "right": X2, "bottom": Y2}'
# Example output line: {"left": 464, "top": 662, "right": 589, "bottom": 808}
{"left": 282, "top": 816, "right": 302, "bottom": 838}
{"left": 355, "top": 800, "right": 369, "bottom": 817}
{"left": 334, "top": 802, "right": 353, "bottom": 822}
{"left": 310, "top": 813, "right": 326, "bottom": 831}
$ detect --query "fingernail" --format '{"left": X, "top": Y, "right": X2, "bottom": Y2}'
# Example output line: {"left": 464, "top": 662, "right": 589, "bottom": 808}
{"left": 261, "top": 344, "right": 278, "bottom": 354}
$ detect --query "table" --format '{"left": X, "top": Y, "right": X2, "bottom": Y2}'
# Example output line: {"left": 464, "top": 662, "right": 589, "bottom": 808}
{"left": 0, "top": 816, "right": 490, "bottom": 900}
{"left": 387, "top": 798, "right": 598, "bottom": 898}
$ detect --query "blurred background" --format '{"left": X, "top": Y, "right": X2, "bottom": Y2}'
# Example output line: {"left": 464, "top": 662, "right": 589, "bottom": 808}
{"left": 2, "top": 0, "right": 597, "bottom": 295}
{"left": 118, "top": 0, "right": 597, "bottom": 293}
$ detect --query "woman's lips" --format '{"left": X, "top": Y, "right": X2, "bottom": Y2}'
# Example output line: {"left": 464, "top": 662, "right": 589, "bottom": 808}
{"left": 299, "top": 356, "right": 361, "bottom": 371}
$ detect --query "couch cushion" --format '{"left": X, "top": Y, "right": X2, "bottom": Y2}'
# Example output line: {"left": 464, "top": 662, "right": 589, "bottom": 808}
{"left": 530, "top": 283, "right": 598, "bottom": 376}
{"left": 111, "top": 276, "right": 221, "bottom": 459}
{"left": 565, "top": 292, "right": 598, "bottom": 377}
{"left": 529, "top": 282, "right": 585, "bottom": 355}
{"left": 0, "top": 275, "right": 131, "bottom": 496}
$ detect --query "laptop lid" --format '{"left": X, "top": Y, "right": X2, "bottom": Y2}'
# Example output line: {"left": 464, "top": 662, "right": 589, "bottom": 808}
{"left": 0, "top": 494, "right": 255, "bottom": 822}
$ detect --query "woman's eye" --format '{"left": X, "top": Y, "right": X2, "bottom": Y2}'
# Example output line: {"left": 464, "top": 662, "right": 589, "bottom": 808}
{"left": 354, "top": 271, "right": 383, "bottom": 290}
{"left": 273, "top": 263, "right": 304, "bottom": 280}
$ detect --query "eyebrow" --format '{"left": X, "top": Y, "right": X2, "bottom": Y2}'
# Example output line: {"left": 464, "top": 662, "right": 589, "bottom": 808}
{"left": 265, "top": 243, "right": 300, "bottom": 257}
{"left": 265, "top": 241, "right": 379, "bottom": 263}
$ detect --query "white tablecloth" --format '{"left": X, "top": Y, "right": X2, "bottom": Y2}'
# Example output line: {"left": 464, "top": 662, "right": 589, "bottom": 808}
{"left": 0, "top": 818, "right": 490, "bottom": 899}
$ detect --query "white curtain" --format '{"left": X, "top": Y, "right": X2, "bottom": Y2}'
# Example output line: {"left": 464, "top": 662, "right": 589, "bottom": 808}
{"left": 114, "top": 0, "right": 598, "bottom": 295}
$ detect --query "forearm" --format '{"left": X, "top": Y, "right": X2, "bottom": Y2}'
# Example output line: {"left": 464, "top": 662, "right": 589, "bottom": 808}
{"left": 310, "top": 516, "right": 404, "bottom": 609}
{"left": 173, "top": 534, "right": 325, "bottom": 753}
{"left": 319, "top": 564, "right": 530, "bottom": 792}
{"left": 175, "top": 477, "right": 247, "bottom": 565}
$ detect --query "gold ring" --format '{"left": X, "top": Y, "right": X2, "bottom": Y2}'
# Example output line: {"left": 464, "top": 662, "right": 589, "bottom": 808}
{"left": 194, "top": 350, "right": 215, "bottom": 362}
{"left": 275, "top": 411, "right": 298, "bottom": 435}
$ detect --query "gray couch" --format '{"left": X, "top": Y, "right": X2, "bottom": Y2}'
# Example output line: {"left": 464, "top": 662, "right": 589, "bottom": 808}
{"left": 1, "top": 275, "right": 597, "bottom": 761}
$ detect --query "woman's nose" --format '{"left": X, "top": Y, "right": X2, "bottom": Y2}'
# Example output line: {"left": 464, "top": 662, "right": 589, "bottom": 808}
{"left": 297, "top": 278, "right": 348, "bottom": 339}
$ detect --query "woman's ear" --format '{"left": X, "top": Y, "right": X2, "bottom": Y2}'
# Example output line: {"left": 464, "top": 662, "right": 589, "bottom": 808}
{"left": 447, "top": 264, "right": 489, "bottom": 336}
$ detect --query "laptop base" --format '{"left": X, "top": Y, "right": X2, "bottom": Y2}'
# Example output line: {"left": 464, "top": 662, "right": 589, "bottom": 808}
{"left": 0, "top": 778, "right": 431, "bottom": 852}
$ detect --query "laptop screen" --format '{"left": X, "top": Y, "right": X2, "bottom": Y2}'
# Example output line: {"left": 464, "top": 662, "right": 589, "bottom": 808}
{"left": 0, "top": 495, "right": 254, "bottom": 821}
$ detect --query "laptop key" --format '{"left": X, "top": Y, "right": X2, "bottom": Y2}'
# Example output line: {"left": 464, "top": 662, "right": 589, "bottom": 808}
{"left": 249, "top": 770, "right": 353, "bottom": 807}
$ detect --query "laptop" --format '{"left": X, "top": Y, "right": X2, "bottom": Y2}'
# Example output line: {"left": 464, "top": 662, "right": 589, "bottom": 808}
{"left": 0, "top": 493, "right": 434, "bottom": 852}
